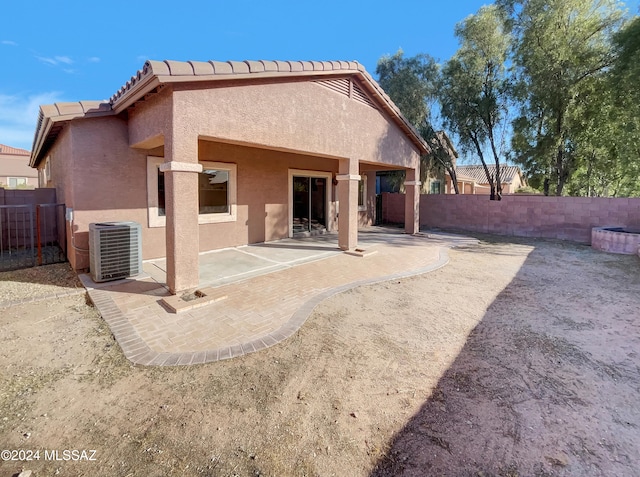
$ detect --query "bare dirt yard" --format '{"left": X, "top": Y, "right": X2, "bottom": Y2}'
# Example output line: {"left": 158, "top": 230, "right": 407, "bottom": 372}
{"left": 1, "top": 235, "right": 639, "bottom": 477}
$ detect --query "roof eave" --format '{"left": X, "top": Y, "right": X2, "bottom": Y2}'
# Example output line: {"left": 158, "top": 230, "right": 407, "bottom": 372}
{"left": 30, "top": 104, "right": 114, "bottom": 167}
{"left": 110, "top": 61, "right": 430, "bottom": 156}
{"left": 110, "top": 75, "right": 162, "bottom": 114}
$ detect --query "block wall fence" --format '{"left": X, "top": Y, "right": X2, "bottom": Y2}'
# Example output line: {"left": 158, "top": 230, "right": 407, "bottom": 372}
{"left": 381, "top": 193, "right": 640, "bottom": 244}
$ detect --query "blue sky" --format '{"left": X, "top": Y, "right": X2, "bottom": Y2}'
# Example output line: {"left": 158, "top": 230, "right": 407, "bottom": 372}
{"left": 2, "top": 0, "right": 639, "bottom": 151}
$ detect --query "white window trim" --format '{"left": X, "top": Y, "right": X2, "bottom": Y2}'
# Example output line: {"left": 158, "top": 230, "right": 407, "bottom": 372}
{"left": 288, "top": 169, "right": 333, "bottom": 238}
{"left": 198, "top": 161, "right": 237, "bottom": 224}
{"left": 358, "top": 173, "right": 367, "bottom": 211}
{"left": 146, "top": 156, "right": 237, "bottom": 228}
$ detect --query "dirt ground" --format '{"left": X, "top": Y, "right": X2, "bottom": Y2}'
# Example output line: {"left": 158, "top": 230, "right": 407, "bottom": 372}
{"left": 0, "top": 235, "right": 639, "bottom": 477}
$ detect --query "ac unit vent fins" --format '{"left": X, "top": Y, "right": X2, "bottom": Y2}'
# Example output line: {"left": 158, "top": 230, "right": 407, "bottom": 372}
{"left": 89, "top": 221, "right": 142, "bottom": 282}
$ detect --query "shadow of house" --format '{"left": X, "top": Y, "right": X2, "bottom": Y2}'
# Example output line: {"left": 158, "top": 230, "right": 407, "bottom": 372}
{"left": 370, "top": 240, "right": 640, "bottom": 477}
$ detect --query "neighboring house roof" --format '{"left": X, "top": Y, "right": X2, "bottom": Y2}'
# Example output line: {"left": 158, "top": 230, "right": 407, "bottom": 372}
{"left": 456, "top": 165, "right": 525, "bottom": 185}
{"left": 0, "top": 144, "right": 37, "bottom": 179}
{"left": 31, "top": 59, "right": 429, "bottom": 167}
{"left": 0, "top": 144, "right": 30, "bottom": 156}
{"left": 453, "top": 172, "right": 477, "bottom": 182}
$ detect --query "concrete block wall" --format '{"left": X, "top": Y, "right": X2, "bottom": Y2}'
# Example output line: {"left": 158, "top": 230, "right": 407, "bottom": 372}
{"left": 381, "top": 193, "right": 640, "bottom": 244}
{"left": 0, "top": 188, "right": 56, "bottom": 206}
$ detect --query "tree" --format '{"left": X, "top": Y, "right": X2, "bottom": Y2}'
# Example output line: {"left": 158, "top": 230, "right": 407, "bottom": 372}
{"left": 376, "top": 50, "right": 438, "bottom": 127}
{"left": 376, "top": 50, "right": 453, "bottom": 191}
{"left": 503, "top": 0, "right": 626, "bottom": 195}
{"left": 607, "top": 15, "right": 640, "bottom": 196}
{"left": 439, "top": 5, "right": 512, "bottom": 200}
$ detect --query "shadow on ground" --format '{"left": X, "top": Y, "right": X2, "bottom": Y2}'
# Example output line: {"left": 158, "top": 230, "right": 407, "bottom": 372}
{"left": 0, "top": 262, "right": 81, "bottom": 290}
{"left": 370, "top": 240, "right": 640, "bottom": 477}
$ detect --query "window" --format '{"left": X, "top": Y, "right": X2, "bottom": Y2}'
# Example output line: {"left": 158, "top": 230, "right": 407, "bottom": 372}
{"left": 199, "top": 169, "right": 229, "bottom": 215}
{"left": 147, "top": 156, "right": 237, "bottom": 227}
{"left": 358, "top": 174, "right": 367, "bottom": 211}
{"left": 8, "top": 177, "right": 27, "bottom": 188}
{"left": 39, "top": 156, "right": 51, "bottom": 187}
{"left": 157, "top": 168, "right": 166, "bottom": 216}
{"left": 197, "top": 162, "right": 236, "bottom": 224}
{"left": 430, "top": 180, "right": 441, "bottom": 194}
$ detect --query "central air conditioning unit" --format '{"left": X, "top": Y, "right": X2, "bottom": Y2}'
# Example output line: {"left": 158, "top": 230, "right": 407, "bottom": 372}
{"left": 89, "top": 222, "right": 142, "bottom": 282}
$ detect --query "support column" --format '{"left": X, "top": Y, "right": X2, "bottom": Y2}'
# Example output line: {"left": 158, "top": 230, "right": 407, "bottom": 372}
{"left": 404, "top": 167, "right": 421, "bottom": 235}
{"left": 336, "top": 158, "right": 360, "bottom": 251}
{"left": 162, "top": 134, "right": 202, "bottom": 294}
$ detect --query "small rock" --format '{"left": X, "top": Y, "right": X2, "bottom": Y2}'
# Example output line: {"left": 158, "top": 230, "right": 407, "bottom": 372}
{"left": 350, "top": 412, "right": 358, "bottom": 418}
{"left": 18, "top": 471, "right": 32, "bottom": 477}
{"left": 23, "top": 432, "right": 31, "bottom": 439}
{"left": 546, "top": 452, "right": 569, "bottom": 467}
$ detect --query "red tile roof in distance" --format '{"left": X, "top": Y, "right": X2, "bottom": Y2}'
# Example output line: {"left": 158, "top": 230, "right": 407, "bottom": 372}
{"left": 0, "top": 144, "right": 30, "bottom": 156}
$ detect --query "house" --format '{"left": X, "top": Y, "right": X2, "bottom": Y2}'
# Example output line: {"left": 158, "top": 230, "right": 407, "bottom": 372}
{"left": 377, "top": 130, "right": 457, "bottom": 195}
{"left": 30, "top": 59, "right": 429, "bottom": 293}
{"left": 0, "top": 144, "right": 37, "bottom": 189}
{"left": 454, "top": 164, "right": 527, "bottom": 195}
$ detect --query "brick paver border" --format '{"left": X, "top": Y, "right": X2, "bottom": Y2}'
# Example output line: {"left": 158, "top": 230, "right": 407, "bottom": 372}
{"left": 86, "top": 246, "right": 452, "bottom": 367}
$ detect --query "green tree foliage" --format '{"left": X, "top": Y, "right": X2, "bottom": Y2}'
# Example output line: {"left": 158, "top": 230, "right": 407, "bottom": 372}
{"left": 376, "top": 50, "right": 458, "bottom": 192}
{"left": 503, "top": 0, "right": 627, "bottom": 195}
{"left": 605, "top": 15, "right": 640, "bottom": 196}
{"left": 376, "top": 50, "right": 438, "bottom": 127}
{"left": 439, "top": 5, "right": 512, "bottom": 200}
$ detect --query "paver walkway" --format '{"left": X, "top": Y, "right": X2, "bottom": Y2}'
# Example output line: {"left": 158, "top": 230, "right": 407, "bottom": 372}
{"left": 82, "top": 230, "right": 477, "bottom": 366}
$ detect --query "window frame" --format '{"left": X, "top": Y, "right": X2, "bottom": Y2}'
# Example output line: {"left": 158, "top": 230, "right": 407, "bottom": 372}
{"left": 8, "top": 177, "right": 27, "bottom": 188}
{"left": 358, "top": 173, "right": 367, "bottom": 211}
{"left": 146, "top": 156, "right": 237, "bottom": 228}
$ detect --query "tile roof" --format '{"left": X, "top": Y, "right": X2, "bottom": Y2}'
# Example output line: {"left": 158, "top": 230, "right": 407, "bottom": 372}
{"left": 0, "top": 144, "right": 30, "bottom": 156}
{"left": 31, "top": 59, "right": 428, "bottom": 166}
{"left": 109, "top": 60, "right": 366, "bottom": 108}
{"left": 456, "top": 164, "right": 524, "bottom": 184}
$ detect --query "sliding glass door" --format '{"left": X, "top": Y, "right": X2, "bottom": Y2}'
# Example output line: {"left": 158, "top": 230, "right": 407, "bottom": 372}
{"left": 292, "top": 176, "right": 326, "bottom": 234}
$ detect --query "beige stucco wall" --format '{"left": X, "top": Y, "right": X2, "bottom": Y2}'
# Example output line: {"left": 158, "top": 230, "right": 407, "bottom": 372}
{"left": 45, "top": 76, "right": 422, "bottom": 270}
{"left": 128, "top": 88, "right": 172, "bottom": 149}
{"left": 43, "top": 116, "right": 166, "bottom": 270}
{"left": 0, "top": 154, "right": 38, "bottom": 188}
{"left": 168, "top": 80, "right": 420, "bottom": 170}
{"left": 197, "top": 140, "right": 340, "bottom": 249}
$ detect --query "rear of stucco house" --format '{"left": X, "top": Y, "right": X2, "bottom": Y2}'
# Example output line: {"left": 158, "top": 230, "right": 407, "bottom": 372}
{"left": 30, "top": 60, "right": 428, "bottom": 293}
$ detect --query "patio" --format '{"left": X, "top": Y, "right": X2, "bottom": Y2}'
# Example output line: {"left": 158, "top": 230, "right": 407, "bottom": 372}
{"left": 80, "top": 227, "right": 478, "bottom": 366}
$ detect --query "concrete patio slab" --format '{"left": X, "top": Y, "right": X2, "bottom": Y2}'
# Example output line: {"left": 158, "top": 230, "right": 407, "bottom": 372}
{"left": 81, "top": 228, "right": 478, "bottom": 366}
{"left": 143, "top": 235, "right": 343, "bottom": 289}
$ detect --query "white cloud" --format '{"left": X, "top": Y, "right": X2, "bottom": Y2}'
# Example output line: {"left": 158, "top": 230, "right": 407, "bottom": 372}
{"left": 36, "top": 56, "right": 59, "bottom": 66}
{"left": 1, "top": 40, "right": 18, "bottom": 46}
{"left": 55, "top": 56, "right": 73, "bottom": 65}
{"left": 0, "top": 92, "right": 65, "bottom": 151}
{"left": 36, "top": 55, "right": 74, "bottom": 68}
{"left": 87, "top": 56, "right": 101, "bottom": 63}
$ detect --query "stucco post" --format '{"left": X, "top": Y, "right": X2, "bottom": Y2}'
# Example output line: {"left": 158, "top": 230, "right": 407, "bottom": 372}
{"left": 404, "top": 167, "right": 421, "bottom": 235}
{"left": 162, "top": 133, "right": 202, "bottom": 294}
{"left": 337, "top": 159, "right": 360, "bottom": 251}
